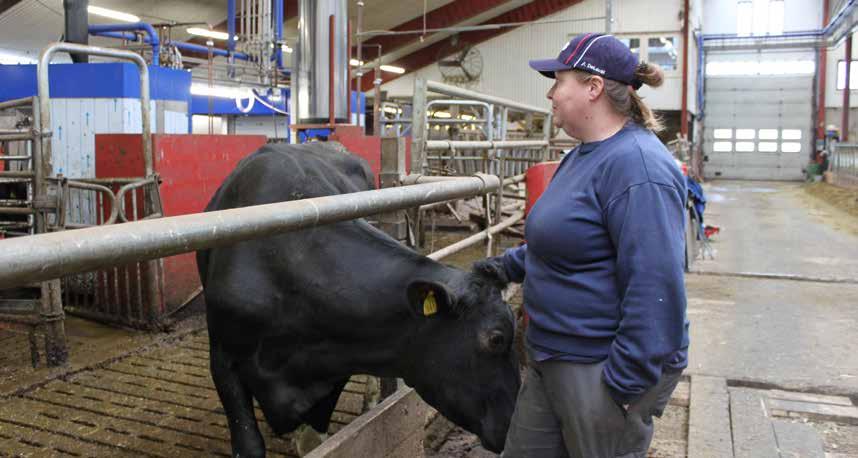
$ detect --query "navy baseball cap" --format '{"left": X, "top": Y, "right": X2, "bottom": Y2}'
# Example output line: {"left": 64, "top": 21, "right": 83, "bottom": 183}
{"left": 529, "top": 33, "right": 642, "bottom": 89}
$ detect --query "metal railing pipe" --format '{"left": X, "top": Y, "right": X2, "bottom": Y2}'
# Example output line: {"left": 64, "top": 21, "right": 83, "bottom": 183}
{"left": 0, "top": 133, "right": 36, "bottom": 141}
{"left": 0, "top": 175, "right": 500, "bottom": 289}
{"left": 39, "top": 42, "right": 153, "bottom": 177}
{"left": 502, "top": 173, "right": 526, "bottom": 186}
{"left": 426, "top": 80, "right": 550, "bottom": 115}
{"left": 427, "top": 210, "right": 525, "bottom": 261}
{"left": 0, "top": 97, "right": 35, "bottom": 110}
{"left": 0, "top": 171, "right": 35, "bottom": 179}
{"left": 425, "top": 140, "right": 548, "bottom": 150}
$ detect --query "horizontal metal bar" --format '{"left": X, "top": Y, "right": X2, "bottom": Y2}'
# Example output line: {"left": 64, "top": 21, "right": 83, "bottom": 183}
{"left": 65, "top": 177, "right": 147, "bottom": 185}
{"left": 0, "top": 129, "right": 29, "bottom": 135}
{"left": 426, "top": 140, "right": 548, "bottom": 150}
{"left": 503, "top": 173, "right": 526, "bottom": 186}
{"left": 428, "top": 119, "right": 488, "bottom": 124}
{"left": 0, "top": 156, "right": 32, "bottom": 161}
{"left": 0, "top": 133, "right": 35, "bottom": 141}
{"left": 0, "top": 207, "right": 34, "bottom": 215}
{"left": 0, "top": 199, "right": 29, "bottom": 206}
{"left": 427, "top": 211, "right": 525, "bottom": 261}
{"left": 0, "top": 171, "right": 34, "bottom": 179}
{"left": 427, "top": 156, "right": 486, "bottom": 161}
{"left": 426, "top": 81, "right": 550, "bottom": 115}
{"left": 0, "top": 97, "right": 35, "bottom": 110}
{"left": 0, "top": 178, "right": 33, "bottom": 184}
{"left": 0, "top": 175, "right": 500, "bottom": 289}
{"left": 0, "top": 222, "right": 32, "bottom": 228}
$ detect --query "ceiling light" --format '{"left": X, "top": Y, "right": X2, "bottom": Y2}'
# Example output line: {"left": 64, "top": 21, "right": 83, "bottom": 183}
{"left": 187, "top": 28, "right": 230, "bottom": 41}
{"left": 432, "top": 111, "right": 451, "bottom": 119}
{"left": 380, "top": 65, "right": 405, "bottom": 74}
{"left": 191, "top": 83, "right": 252, "bottom": 99}
{"left": 283, "top": 45, "right": 293, "bottom": 53}
{"left": 350, "top": 59, "right": 365, "bottom": 67}
{"left": 88, "top": 5, "right": 140, "bottom": 22}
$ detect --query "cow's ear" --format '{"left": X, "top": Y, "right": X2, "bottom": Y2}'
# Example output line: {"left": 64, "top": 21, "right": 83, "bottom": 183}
{"left": 406, "top": 280, "right": 458, "bottom": 318}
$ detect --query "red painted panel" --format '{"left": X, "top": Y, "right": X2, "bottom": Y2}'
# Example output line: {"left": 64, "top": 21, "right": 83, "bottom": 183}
{"left": 330, "top": 126, "right": 412, "bottom": 188}
{"left": 96, "top": 134, "right": 267, "bottom": 309}
{"left": 525, "top": 161, "right": 559, "bottom": 216}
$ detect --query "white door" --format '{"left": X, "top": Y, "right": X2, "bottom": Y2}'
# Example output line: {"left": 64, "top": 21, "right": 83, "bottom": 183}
{"left": 703, "top": 76, "right": 813, "bottom": 181}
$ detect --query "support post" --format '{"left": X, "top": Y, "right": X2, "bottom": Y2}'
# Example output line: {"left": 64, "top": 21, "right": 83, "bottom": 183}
{"left": 817, "top": 0, "right": 830, "bottom": 140}
{"left": 680, "top": 0, "right": 690, "bottom": 138}
{"left": 843, "top": 33, "right": 852, "bottom": 142}
{"left": 410, "top": 78, "right": 428, "bottom": 174}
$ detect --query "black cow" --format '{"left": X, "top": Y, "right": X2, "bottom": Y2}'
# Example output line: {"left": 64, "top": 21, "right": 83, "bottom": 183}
{"left": 197, "top": 142, "right": 520, "bottom": 457}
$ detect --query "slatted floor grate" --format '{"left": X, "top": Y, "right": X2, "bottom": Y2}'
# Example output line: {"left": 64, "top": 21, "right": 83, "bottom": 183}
{"left": 0, "top": 331, "right": 371, "bottom": 457}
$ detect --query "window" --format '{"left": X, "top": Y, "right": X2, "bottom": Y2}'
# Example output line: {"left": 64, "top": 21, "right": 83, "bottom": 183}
{"left": 615, "top": 34, "right": 679, "bottom": 73}
{"left": 782, "top": 129, "right": 802, "bottom": 140}
{"left": 713, "top": 129, "right": 733, "bottom": 139}
{"left": 836, "top": 60, "right": 858, "bottom": 90}
{"left": 735, "top": 129, "right": 756, "bottom": 140}
{"left": 619, "top": 38, "right": 640, "bottom": 58}
{"left": 735, "top": 142, "right": 755, "bottom": 152}
{"left": 648, "top": 37, "right": 678, "bottom": 71}
{"left": 737, "top": 0, "right": 785, "bottom": 36}
{"left": 758, "top": 129, "right": 779, "bottom": 140}
{"left": 782, "top": 142, "right": 802, "bottom": 153}
{"left": 759, "top": 142, "right": 779, "bottom": 152}
{"left": 713, "top": 142, "right": 733, "bottom": 152}
{"left": 737, "top": 1, "right": 753, "bottom": 36}
{"left": 768, "top": 0, "right": 784, "bottom": 35}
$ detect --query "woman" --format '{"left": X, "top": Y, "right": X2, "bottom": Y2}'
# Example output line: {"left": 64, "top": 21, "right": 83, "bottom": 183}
{"left": 475, "top": 33, "right": 690, "bottom": 458}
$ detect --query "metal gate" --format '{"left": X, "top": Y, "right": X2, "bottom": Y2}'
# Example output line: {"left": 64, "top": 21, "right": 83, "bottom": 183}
{"left": 703, "top": 76, "right": 813, "bottom": 181}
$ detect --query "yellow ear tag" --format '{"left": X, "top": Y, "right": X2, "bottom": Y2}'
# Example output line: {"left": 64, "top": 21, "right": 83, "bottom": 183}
{"left": 423, "top": 291, "right": 438, "bottom": 316}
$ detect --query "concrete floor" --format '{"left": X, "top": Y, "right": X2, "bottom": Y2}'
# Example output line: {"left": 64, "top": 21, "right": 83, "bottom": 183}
{"left": 688, "top": 180, "right": 858, "bottom": 395}
{"left": 693, "top": 181, "right": 858, "bottom": 279}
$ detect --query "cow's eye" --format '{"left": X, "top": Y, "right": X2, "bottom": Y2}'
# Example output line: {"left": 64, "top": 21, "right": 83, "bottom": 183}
{"left": 487, "top": 332, "right": 506, "bottom": 353}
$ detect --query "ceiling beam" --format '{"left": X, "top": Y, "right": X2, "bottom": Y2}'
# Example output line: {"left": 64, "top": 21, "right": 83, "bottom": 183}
{"left": 360, "top": 0, "right": 585, "bottom": 92}
{"left": 0, "top": 0, "right": 22, "bottom": 16}
{"left": 361, "top": 0, "right": 512, "bottom": 57}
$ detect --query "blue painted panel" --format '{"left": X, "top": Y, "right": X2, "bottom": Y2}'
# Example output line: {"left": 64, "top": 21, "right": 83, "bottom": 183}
{"left": 0, "top": 63, "right": 190, "bottom": 102}
{"left": 190, "top": 88, "right": 290, "bottom": 116}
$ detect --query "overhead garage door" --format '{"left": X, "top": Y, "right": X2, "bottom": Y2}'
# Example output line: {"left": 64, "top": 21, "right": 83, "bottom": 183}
{"left": 703, "top": 76, "right": 813, "bottom": 181}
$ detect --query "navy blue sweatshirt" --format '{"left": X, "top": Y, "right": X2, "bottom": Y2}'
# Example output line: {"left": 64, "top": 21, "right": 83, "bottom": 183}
{"left": 502, "top": 122, "right": 689, "bottom": 404}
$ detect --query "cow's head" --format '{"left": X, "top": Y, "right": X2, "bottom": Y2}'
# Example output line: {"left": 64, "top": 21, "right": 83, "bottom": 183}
{"left": 402, "top": 265, "right": 520, "bottom": 453}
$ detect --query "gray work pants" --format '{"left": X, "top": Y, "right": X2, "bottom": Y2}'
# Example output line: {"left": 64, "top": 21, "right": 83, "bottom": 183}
{"left": 501, "top": 359, "right": 682, "bottom": 458}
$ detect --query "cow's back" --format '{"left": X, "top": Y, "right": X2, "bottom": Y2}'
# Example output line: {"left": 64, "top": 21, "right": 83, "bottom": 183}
{"left": 206, "top": 142, "right": 374, "bottom": 211}
{"left": 197, "top": 142, "right": 376, "bottom": 295}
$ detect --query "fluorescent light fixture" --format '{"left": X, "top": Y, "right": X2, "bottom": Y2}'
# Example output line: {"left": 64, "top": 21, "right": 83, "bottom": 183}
{"left": 191, "top": 83, "right": 252, "bottom": 99}
{"left": 87, "top": 5, "right": 140, "bottom": 23}
{"left": 432, "top": 111, "right": 451, "bottom": 119}
{"left": 350, "top": 59, "right": 365, "bottom": 67}
{"left": 187, "top": 28, "right": 230, "bottom": 41}
{"left": 380, "top": 64, "right": 405, "bottom": 74}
